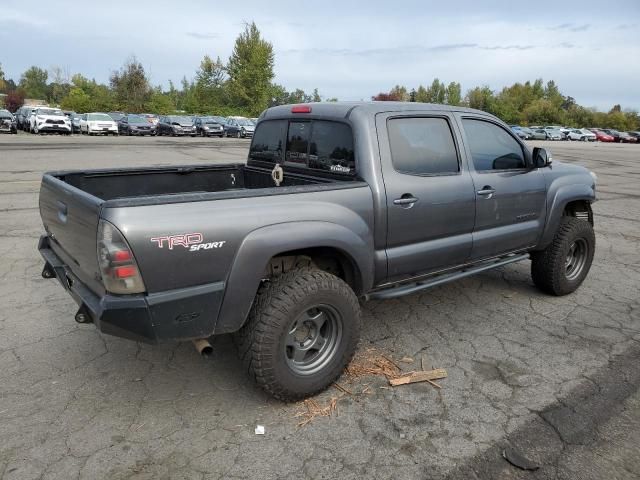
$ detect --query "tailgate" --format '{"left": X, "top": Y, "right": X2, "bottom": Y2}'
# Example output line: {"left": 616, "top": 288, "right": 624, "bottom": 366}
{"left": 39, "top": 174, "right": 104, "bottom": 294}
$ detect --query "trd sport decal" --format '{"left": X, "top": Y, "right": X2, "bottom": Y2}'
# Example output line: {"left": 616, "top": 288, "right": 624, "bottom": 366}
{"left": 150, "top": 233, "right": 226, "bottom": 252}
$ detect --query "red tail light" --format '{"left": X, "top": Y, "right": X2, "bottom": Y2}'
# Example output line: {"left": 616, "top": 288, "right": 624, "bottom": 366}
{"left": 291, "top": 105, "right": 312, "bottom": 114}
{"left": 114, "top": 266, "right": 137, "bottom": 278}
{"left": 112, "top": 250, "right": 132, "bottom": 262}
{"left": 97, "top": 220, "right": 146, "bottom": 294}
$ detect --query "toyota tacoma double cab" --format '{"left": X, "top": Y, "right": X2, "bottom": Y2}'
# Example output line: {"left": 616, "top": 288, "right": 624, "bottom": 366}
{"left": 38, "top": 102, "right": 597, "bottom": 401}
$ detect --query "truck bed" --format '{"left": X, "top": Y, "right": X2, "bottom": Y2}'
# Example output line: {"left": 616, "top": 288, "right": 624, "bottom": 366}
{"left": 58, "top": 163, "right": 352, "bottom": 202}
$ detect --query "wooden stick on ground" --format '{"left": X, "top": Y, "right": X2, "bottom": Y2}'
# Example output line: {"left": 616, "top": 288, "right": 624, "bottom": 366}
{"left": 389, "top": 368, "right": 447, "bottom": 387}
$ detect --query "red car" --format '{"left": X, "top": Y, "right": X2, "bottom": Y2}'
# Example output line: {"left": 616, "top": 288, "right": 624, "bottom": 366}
{"left": 590, "top": 129, "right": 615, "bottom": 142}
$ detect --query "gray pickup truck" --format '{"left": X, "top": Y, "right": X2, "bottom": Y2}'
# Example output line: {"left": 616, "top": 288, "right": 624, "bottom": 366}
{"left": 38, "top": 102, "right": 597, "bottom": 400}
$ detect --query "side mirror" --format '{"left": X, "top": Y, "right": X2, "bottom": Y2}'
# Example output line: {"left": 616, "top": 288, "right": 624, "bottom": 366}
{"left": 532, "top": 147, "right": 552, "bottom": 168}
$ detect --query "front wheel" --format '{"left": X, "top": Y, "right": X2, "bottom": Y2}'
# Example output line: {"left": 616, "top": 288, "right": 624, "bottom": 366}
{"left": 531, "top": 217, "right": 595, "bottom": 296}
{"left": 235, "top": 267, "right": 361, "bottom": 402}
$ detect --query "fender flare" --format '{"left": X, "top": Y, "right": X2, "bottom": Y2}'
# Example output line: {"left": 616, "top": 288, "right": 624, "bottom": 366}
{"left": 538, "top": 184, "right": 595, "bottom": 249}
{"left": 214, "top": 221, "right": 374, "bottom": 334}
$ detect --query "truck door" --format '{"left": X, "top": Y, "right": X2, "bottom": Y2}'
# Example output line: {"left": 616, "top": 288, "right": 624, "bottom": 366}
{"left": 376, "top": 113, "right": 476, "bottom": 283}
{"left": 457, "top": 116, "right": 547, "bottom": 260}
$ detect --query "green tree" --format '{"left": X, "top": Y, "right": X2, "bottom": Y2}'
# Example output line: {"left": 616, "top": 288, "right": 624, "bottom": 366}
{"left": 226, "top": 22, "right": 275, "bottom": 116}
{"left": 146, "top": 89, "right": 175, "bottom": 114}
{"left": 110, "top": 57, "right": 151, "bottom": 112}
{"left": 19, "top": 66, "right": 48, "bottom": 99}
{"left": 445, "top": 82, "right": 461, "bottom": 106}
{"left": 0, "top": 63, "right": 6, "bottom": 93}
{"left": 414, "top": 85, "right": 429, "bottom": 103}
{"left": 48, "top": 65, "right": 71, "bottom": 105}
{"left": 465, "top": 86, "right": 496, "bottom": 113}
{"left": 427, "top": 79, "right": 446, "bottom": 104}
{"left": 389, "top": 85, "right": 409, "bottom": 102}
{"left": 60, "top": 87, "right": 92, "bottom": 112}
{"left": 194, "top": 55, "right": 227, "bottom": 112}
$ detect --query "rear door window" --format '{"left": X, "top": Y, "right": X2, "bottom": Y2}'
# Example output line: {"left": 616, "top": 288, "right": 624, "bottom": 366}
{"left": 387, "top": 117, "right": 459, "bottom": 175}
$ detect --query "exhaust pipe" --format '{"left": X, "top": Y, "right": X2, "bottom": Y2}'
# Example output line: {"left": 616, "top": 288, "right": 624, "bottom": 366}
{"left": 192, "top": 338, "right": 213, "bottom": 357}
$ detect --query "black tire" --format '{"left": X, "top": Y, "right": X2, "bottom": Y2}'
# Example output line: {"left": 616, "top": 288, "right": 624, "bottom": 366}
{"left": 531, "top": 217, "right": 595, "bottom": 296}
{"left": 235, "top": 267, "right": 361, "bottom": 402}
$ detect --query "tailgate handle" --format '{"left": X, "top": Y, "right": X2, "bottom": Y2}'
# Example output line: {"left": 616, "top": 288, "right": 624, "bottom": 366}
{"left": 57, "top": 201, "right": 68, "bottom": 223}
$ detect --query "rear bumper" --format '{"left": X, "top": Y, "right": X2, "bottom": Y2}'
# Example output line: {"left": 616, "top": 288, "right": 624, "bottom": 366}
{"left": 39, "top": 235, "right": 224, "bottom": 344}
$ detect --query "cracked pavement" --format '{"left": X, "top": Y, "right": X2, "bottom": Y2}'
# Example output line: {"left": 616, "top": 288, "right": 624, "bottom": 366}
{"left": 0, "top": 135, "right": 638, "bottom": 479}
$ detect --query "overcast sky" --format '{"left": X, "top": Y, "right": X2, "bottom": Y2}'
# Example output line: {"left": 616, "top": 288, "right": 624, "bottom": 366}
{"left": 1, "top": 0, "right": 638, "bottom": 110}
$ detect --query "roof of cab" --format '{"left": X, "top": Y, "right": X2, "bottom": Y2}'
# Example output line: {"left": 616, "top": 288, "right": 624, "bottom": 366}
{"left": 261, "top": 101, "right": 493, "bottom": 120}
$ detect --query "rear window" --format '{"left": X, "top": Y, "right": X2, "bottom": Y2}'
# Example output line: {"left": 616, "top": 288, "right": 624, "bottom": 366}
{"left": 249, "top": 120, "right": 287, "bottom": 163}
{"left": 250, "top": 120, "right": 355, "bottom": 175}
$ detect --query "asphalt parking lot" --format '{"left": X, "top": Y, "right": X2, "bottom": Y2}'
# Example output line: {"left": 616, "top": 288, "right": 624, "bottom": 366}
{"left": 1, "top": 135, "right": 639, "bottom": 479}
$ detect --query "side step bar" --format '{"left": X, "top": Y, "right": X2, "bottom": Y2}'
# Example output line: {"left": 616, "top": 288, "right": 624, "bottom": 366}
{"left": 366, "top": 253, "right": 530, "bottom": 300}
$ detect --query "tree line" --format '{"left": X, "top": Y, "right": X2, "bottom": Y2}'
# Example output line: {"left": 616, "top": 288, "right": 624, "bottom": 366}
{"left": 373, "top": 79, "right": 639, "bottom": 131}
{"left": 0, "top": 23, "right": 325, "bottom": 118}
{"left": 1, "top": 21, "right": 638, "bottom": 131}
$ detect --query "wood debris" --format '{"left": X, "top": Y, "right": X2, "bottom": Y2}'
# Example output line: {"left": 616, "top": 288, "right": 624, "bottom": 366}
{"left": 388, "top": 368, "right": 448, "bottom": 387}
{"left": 344, "top": 347, "right": 401, "bottom": 379}
{"left": 400, "top": 356, "right": 414, "bottom": 364}
{"left": 294, "top": 397, "right": 338, "bottom": 427}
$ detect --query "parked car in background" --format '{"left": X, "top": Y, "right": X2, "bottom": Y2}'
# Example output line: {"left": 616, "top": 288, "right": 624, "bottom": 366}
{"left": 108, "top": 111, "right": 126, "bottom": 122}
{"left": 64, "top": 111, "right": 82, "bottom": 133}
{"left": 29, "top": 107, "right": 72, "bottom": 135}
{"left": 226, "top": 117, "right": 255, "bottom": 138}
{"left": 15, "top": 106, "right": 31, "bottom": 131}
{"left": 23, "top": 107, "right": 43, "bottom": 131}
{"left": 118, "top": 114, "right": 156, "bottom": 136}
{"left": 566, "top": 129, "right": 596, "bottom": 141}
{"left": 0, "top": 109, "right": 17, "bottom": 134}
{"left": 142, "top": 114, "right": 159, "bottom": 126}
{"left": 194, "top": 116, "right": 225, "bottom": 137}
{"left": 81, "top": 112, "right": 119, "bottom": 136}
{"left": 157, "top": 115, "right": 197, "bottom": 136}
{"left": 601, "top": 129, "right": 621, "bottom": 142}
{"left": 510, "top": 126, "right": 530, "bottom": 140}
{"left": 590, "top": 129, "right": 615, "bottom": 142}
{"left": 627, "top": 131, "right": 640, "bottom": 141}
{"left": 530, "top": 128, "right": 549, "bottom": 140}
{"left": 546, "top": 129, "right": 565, "bottom": 141}
{"left": 617, "top": 131, "right": 637, "bottom": 143}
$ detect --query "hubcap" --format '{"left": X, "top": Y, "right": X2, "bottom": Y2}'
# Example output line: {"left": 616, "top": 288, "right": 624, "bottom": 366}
{"left": 565, "top": 238, "right": 588, "bottom": 280}
{"left": 284, "top": 304, "right": 343, "bottom": 375}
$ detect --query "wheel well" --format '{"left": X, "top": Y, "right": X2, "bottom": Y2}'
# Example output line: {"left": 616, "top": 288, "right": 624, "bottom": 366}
{"left": 267, "top": 248, "right": 362, "bottom": 294}
{"left": 564, "top": 200, "right": 593, "bottom": 225}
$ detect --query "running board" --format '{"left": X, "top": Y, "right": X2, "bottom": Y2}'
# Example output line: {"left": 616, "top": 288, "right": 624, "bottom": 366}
{"left": 367, "top": 253, "right": 530, "bottom": 300}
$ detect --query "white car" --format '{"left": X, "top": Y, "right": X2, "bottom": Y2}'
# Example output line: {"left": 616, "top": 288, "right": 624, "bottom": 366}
{"left": 80, "top": 112, "right": 119, "bottom": 136}
{"left": 30, "top": 107, "right": 72, "bottom": 135}
{"left": 567, "top": 129, "right": 596, "bottom": 142}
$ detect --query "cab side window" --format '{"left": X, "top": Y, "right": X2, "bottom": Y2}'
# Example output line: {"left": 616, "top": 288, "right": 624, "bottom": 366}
{"left": 462, "top": 119, "right": 525, "bottom": 171}
{"left": 387, "top": 117, "right": 459, "bottom": 175}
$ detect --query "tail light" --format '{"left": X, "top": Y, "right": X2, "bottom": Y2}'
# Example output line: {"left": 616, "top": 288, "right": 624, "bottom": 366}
{"left": 97, "top": 220, "right": 146, "bottom": 294}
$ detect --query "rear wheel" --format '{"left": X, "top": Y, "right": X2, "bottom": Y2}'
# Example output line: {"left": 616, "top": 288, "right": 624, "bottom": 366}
{"left": 235, "top": 267, "right": 361, "bottom": 401}
{"left": 531, "top": 217, "right": 595, "bottom": 296}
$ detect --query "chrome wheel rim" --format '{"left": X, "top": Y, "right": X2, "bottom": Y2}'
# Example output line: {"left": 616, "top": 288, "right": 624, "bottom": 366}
{"left": 284, "top": 304, "right": 343, "bottom": 376}
{"left": 565, "top": 238, "right": 588, "bottom": 281}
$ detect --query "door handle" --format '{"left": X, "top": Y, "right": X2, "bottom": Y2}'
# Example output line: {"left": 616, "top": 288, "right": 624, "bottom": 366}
{"left": 393, "top": 195, "right": 418, "bottom": 207}
{"left": 476, "top": 187, "right": 496, "bottom": 198}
